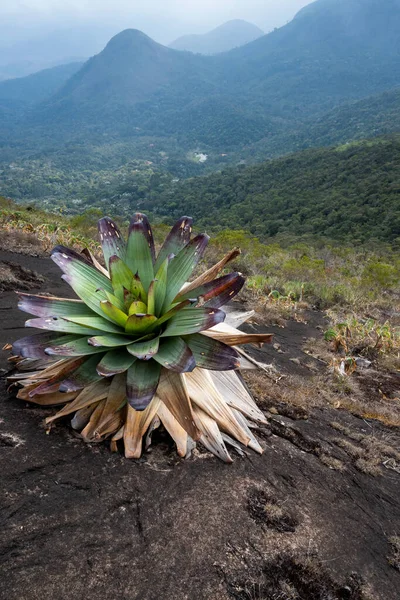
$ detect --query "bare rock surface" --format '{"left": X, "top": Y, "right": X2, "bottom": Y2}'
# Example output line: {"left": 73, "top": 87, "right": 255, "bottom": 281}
{"left": 1, "top": 250, "right": 399, "bottom": 600}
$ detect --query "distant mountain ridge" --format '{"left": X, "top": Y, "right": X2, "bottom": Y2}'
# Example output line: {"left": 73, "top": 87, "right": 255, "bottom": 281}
{"left": 25, "top": 0, "right": 400, "bottom": 124}
{"left": 1, "top": 0, "right": 400, "bottom": 166}
{"left": 0, "top": 62, "right": 83, "bottom": 111}
{"left": 169, "top": 20, "right": 264, "bottom": 54}
{"left": 0, "top": 57, "right": 86, "bottom": 82}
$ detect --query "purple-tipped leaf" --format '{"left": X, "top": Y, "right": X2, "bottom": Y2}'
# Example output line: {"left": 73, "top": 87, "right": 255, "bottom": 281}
{"left": 176, "top": 272, "right": 245, "bottom": 309}
{"left": 127, "top": 337, "right": 160, "bottom": 360}
{"left": 98, "top": 217, "right": 126, "bottom": 268}
{"left": 51, "top": 247, "right": 116, "bottom": 322}
{"left": 17, "top": 293, "right": 93, "bottom": 319}
{"left": 96, "top": 348, "right": 137, "bottom": 377}
{"left": 162, "top": 233, "right": 209, "bottom": 311}
{"left": 154, "top": 216, "right": 193, "bottom": 272}
{"left": 160, "top": 307, "right": 225, "bottom": 337}
{"left": 126, "top": 213, "right": 155, "bottom": 291}
{"left": 126, "top": 359, "right": 161, "bottom": 411}
{"left": 153, "top": 337, "right": 195, "bottom": 373}
{"left": 52, "top": 244, "right": 93, "bottom": 266}
{"left": 13, "top": 333, "right": 80, "bottom": 359}
{"left": 51, "top": 246, "right": 113, "bottom": 294}
{"left": 59, "top": 354, "right": 105, "bottom": 392}
{"left": 184, "top": 333, "right": 241, "bottom": 371}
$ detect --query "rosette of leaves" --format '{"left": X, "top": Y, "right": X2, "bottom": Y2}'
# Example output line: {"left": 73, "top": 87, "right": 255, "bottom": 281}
{"left": 7, "top": 214, "right": 273, "bottom": 461}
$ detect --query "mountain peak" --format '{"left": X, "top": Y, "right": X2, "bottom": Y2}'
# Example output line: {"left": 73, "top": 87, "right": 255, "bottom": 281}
{"left": 103, "top": 29, "right": 160, "bottom": 54}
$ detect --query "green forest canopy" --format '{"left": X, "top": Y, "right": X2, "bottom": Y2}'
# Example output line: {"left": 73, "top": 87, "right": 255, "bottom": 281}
{"left": 140, "top": 136, "right": 400, "bottom": 244}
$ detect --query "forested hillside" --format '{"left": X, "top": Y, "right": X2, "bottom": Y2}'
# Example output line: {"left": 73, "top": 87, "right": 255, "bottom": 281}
{"left": 244, "top": 88, "right": 400, "bottom": 161}
{"left": 141, "top": 137, "right": 400, "bottom": 243}
{"left": 6, "top": 136, "right": 398, "bottom": 246}
{"left": 0, "top": 62, "right": 83, "bottom": 114}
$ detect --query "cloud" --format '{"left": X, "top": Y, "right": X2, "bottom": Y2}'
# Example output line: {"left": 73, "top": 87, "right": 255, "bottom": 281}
{"left": 0, "top": 0, "right": 311, "bottom": 58}
{"left": 1, "top": 0, "right": 310, "bottom": 30}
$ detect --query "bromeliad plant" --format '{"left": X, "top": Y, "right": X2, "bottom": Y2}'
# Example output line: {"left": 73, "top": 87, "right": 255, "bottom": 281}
{"left": 7, "top": 214, "right": 273, "bottom": 461}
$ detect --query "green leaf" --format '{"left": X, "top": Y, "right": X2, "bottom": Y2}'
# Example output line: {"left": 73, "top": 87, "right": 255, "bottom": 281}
{"left": 105, "top": 291, "right": 125, "bottom": 312}
{"left": 98, "top": 217, "right": 126, "bottom": 268}
{"left": 60, "top": 274, "right": 110, "bottom": 321}
{"left": 130, "top": 273, "right": 147, "bottom": 303}
{"left": 97, "top": 348, "right": 137, "bottom": 376}
{"left": 126, "top": 359, "right": 161, "bottom": 411}
{"left": 153, "top": 337, "right": 195, "bottom": 373}
{"left": 100, "top": 301, "right": 128, "bottom": 327}
{"left": 109, "top": 256, "right": 134, "bottom": 293}
{"left": 51, "top": 246, "right": 113, "bottom": 294}
{"left": 113, "top": 285, "right": 125, "bottom": 304}
{"left": 125, "top": 213, "right": 155, "bottom": 292}
{"left": 162, "top": 234, "right": 209, "bottom": 312}
{"left": 154, "top": 216, "right": 193, "bottom": 272}
{"left": 88, "top": 334, "right": 135, "bottom": 348}
{"left": 153, "top": 257, "right": 169, "bottom": 316}
{"left": 127, "top": 336, "right": 160, "bottom": 360}
{"left": 147, "top": 300, "right": 191, "bottom": 332}
{"left": 128, "top": 300, "right": 148, "bottom": 315}
{"left": 64, "top": 315, "right": 124, "bottom": 334}
{"left": 324, "top": 329, "right": 337, "bottom": 341}
{"left": 45, "top": 336, "right": 107, "bottom": 356}
{"left": 123, "top": 287, "right": 135, "bottom": 307}
{"left": 184, "top": 333, "right": 240, "bottom": 371}
{"left": 50, "top": 247, "right": 113, "bottom": 319}
{"left": 125, "top": 313, "right": 157, "bottom": 334}
{"left": 160, "top": 307, "right": 225, "bottom": 337}
{"left": 147, "top": 280, "right": 156, "bottom": 315}
{"left": 25, "top": 317, "right": 102, "bottom": 336}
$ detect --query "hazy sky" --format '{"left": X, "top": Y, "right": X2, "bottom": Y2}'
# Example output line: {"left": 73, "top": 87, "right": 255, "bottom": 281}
{"left": 0, "top": 0, "right": 311, "bottom": 52}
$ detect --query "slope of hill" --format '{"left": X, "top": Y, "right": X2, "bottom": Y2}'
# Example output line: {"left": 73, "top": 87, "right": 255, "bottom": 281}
{"left": 237, "top": 87, "right": 400, "bottom": 162}
{"left": 0, "top": 62, "right": 83, "bottom": 114}
{"left": 169, "top": 20, "right": 264, "bottom": 54}
{"left": 141, "top": 136, "right": 400, "bottom": 243}
{"left": 227, "top": 0, "right": 400, "bottom": 118}
{"left": 0, "top": 57, "right": 86, "bottom": 82}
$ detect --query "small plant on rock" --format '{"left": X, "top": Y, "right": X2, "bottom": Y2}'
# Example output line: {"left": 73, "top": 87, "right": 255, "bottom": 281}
{"left": 6, "top": 214, "right": 272, "bottom": 461}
